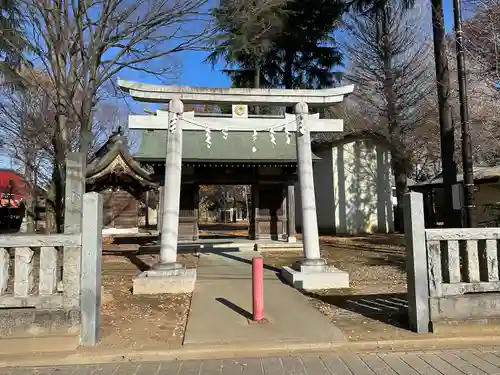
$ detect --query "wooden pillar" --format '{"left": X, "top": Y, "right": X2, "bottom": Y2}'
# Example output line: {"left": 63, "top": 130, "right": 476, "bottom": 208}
{"left": 178, "top": 184, "right": 198, "bottom": 241}
{"left": 249, "top": 184, "right": 259, "bottom": 240}
{"left": 254, "top": 184, "right": 286, "bottom": 241}
{"left": 157, "top": 186, "right": 164, "bottom": 232}
{"left": 287, "top": 183, "right": 297, "bottom": 243}
{"left": 145, "top": 190, "right": 149, "bottom": 227}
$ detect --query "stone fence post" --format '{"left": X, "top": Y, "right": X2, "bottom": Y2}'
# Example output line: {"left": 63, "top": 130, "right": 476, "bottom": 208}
{"left": 403, "top": 192, "right": 430, "bottom": 333}
{"left": 80, "top": 192, "right": 103, "bottom": 346}
{"left": 63, "top": 152, "right": 84, "bottom": 310}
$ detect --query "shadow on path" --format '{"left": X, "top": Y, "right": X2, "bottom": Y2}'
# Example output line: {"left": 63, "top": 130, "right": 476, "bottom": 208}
{"left": 306, "top": 292, "right": 409, "bottom": 329}
{"left": 216, "top": 297, "right": 253, "bottom": 320}
{"left": 124, "top": 253, "right": 151, "bottom": 272}
{"left": 215, "top": 251, "right": 281, "bottom": 273}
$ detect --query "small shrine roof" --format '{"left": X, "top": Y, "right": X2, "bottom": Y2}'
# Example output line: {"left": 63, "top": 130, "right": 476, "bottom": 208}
{"left": 86, "top": 128, "right": 157, "bottom": 187}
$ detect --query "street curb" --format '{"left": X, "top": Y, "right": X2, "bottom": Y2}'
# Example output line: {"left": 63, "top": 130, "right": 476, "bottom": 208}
{"left": 1, "top": 335, "right": 500, "bottom": 367}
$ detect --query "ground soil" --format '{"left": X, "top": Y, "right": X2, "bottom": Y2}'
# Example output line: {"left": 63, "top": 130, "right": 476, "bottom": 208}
{"left": 263, "top": 234, "right": 422, "bottom": 341}
{"left": 99, "top": 231, "right": 418, "bottom": 346}
{"left": 98, "top": 230, "right": 500, "bottom": 347}
{"left": 98, "top": 250, "right": 198, "bottom": 350}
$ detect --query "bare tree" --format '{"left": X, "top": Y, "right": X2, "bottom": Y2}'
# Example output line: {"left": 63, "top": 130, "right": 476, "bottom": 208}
{"left": 199, "top": 185, "right": 250, "bottom": 222}
{"left": 341, "top": 0, "right": 434, "bottom": 230}
{"left": 455, "top": 0, "right": 500, "bottom": 165}
{"left": 11, "top": 0, "right": 211, "bottom": 231}
{"left": 462, "top": 0, "right": 500, "bottom": 86}
{"left": 0, "top": 70, "right": 134, "bottom": 232}
{"left": 20, "top": 0, "right": 210, "bottom": 177}
{"left": 0, "top": 72, "right": 57, "bottom": 231}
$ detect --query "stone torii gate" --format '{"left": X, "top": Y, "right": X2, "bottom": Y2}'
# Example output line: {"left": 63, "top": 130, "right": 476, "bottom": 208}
{"left": 118, "top": 80, "right": 354, "bottom": 293}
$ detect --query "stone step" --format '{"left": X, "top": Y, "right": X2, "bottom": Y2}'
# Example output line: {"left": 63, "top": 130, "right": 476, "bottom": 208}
{"left": 256, "top": 242, "right": 303, "bottom": 252}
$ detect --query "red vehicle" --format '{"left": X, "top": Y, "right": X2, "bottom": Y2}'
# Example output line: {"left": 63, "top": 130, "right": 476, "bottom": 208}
{"left": 0, "top": 169, "right": 26, "bottom": 230}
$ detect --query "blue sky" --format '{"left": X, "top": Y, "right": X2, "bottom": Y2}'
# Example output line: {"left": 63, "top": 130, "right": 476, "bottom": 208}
{"left": 120, "top": 0, "right": 456, "bottom": 115}
{"left": 174, "top": 0, "right": 456, "bottom": 88}
{"left": 0, "top": 0, "right": 458, "bottom": 169}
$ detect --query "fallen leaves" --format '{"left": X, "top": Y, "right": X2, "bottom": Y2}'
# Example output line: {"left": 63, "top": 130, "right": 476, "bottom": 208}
{"left": 264, "top": 234, "right": 413, "bottom": 342}
{"left": 98, "top": 251, "right": 199, "bottom": 349}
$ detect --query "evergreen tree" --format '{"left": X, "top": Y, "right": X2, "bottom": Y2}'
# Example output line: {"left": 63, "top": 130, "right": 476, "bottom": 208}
{"left": 208, "top": 0, "right": 344, "bottom": 90}
{"left": 207, "top": 0, "right": 287, "bottom": 89}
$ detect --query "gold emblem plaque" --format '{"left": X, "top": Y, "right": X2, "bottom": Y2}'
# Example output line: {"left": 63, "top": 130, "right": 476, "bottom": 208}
{"left": 234, "top": 105, "right": 246, "bottom": 116}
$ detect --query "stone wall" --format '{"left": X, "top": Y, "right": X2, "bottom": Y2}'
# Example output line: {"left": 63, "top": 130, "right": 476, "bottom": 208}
{"left": 404, "top": 192, "right": 500, "bottom": 333}
{"left": 0, "top": 154, "right": 103, "bottom": 346}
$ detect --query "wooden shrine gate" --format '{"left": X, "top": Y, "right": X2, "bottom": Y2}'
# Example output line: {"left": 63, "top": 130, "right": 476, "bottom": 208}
{"left": 251, "top": 184, "right": 287, "bottom": 241}
{"left": 174, "top": 164, "right": 294, "bottom": 241}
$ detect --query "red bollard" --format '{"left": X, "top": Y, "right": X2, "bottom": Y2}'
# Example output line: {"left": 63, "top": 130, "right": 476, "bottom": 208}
{"left": 252, "top": 257, "right": 264, "bottom": 321}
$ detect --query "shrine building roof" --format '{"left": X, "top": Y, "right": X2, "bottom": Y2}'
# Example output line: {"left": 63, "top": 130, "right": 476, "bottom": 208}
{"left": 86, "top": 128, "right": 157, "bottom": 188}
{"left": 136, "top": 130, "right": 319, "bottom": 163}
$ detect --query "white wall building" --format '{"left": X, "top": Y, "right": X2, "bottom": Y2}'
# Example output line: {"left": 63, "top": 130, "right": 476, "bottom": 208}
{"left": 296, "top": 133, "right": 395, "bottom": 234}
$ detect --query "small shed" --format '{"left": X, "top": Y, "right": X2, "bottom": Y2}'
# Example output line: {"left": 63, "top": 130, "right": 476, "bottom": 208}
{"left": 86, "top": 128, "right": 158, "bottom": 234}
{"left": 410, "top": 165, "right": 500, "bottom": 227}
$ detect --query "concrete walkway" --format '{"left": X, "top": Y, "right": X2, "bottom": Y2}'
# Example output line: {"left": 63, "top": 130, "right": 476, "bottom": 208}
{"left": 183, "top": 252, "right": 345, "bottom": 346}
{"left": 7, "top": 348, "right": 500, "bottom": 374}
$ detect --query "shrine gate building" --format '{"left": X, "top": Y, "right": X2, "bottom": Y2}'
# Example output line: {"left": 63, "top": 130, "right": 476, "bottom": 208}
{"left": 136, "top": 126, "right": 302, "bottom": 243}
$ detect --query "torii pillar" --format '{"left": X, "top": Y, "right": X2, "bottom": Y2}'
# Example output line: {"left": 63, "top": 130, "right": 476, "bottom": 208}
{"left": 119, "top": 80, "right": 353, "bottom": 293}
{"left": 280, "top": 102, "right": 349, "bottom": 290}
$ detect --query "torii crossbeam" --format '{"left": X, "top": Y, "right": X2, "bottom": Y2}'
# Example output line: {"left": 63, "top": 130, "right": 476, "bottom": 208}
{"left": 118, "top": 80, "right": 354, "bottom": 293}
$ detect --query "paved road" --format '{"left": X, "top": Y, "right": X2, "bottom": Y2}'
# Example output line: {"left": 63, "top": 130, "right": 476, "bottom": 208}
{"left": 5, "top": 348, "right": 500, "bottom": 375}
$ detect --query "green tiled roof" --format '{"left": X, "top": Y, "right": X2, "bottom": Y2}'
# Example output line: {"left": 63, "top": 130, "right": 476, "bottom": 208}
{"left": 136, "top": 130, "right": 305, "bottom": 162}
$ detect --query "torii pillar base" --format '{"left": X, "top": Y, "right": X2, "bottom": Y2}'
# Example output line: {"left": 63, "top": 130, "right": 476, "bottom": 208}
{"left": 133, "top": 264, "right": 197, "bottom": 295}
{"left": 281, "top": 261, "right": 349, "bottom": 291}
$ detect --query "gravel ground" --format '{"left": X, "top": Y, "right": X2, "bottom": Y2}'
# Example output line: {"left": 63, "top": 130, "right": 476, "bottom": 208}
{"left": 264, "top": 234, "right": 417, "bottom": 341}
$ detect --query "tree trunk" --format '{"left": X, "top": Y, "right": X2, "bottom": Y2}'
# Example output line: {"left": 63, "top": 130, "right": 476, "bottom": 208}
{"left": 25, "top": 186, "right": 35, "bottom": 234}
{"left": 392, "top": 154, "right": 408, "bottom": 232}
{"left": 51, "top": 131, "right": 67, "bottom": 234}
{"left": 254, "top": 64, "right": 261, "bottom": 115}
{"left": 432, "top": 0, "right": 458, "bottom": 228}
{"left": 79, "top": 109, "right": 93, "bottom": 165}
{"left": 45, "top": 183, "right": 56, "bottom": 234}
{"left": 45, "top": 173, "right": 64, "bottom": 234}
{"left": 284, "top": 49, "right": 294, "bottom": 114}
{"left": 54, "top": 163, "right": 64, "bottom": 233}
{"left": 379, "top": 7, "right": 408, "bottom": 232}
{"left": 23, "top": 150, "right": 36, "bottom": 233}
